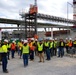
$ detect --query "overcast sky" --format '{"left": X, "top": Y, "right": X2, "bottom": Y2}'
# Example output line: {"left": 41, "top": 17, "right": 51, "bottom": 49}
{"left": 0, "top": 0, "right": 73, "bottom": 19}
{"left": 0, "top": 0, "right": 73, "bottom": 31}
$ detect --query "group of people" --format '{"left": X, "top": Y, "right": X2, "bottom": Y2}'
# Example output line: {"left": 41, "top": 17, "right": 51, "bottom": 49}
{"left": 0, "top": 37, "right": 76, "bottom": 73}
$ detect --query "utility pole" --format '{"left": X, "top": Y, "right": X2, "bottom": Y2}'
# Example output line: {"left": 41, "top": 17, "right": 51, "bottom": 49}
{"left": 34, "top": 0, "right": 37, "bottom": 35}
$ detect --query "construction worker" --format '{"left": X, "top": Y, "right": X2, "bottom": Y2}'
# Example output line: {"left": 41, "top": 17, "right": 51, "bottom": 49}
{"left": 58, "top": 38, "right": 65, "bottom": 57}
{"left": 22, "top": 40, "right": 29, "bottom": 67}
{"left": 49, "top": 38, "right": 53, "bottom": 57}
{"left": 11, "top": 41, "right": 16, "bottom": 59}
{"left": 1, "top": 39, "right": 9, "bottom": 73}
{"left": 54, "top": 38, "right": 58, "bottom": 56}
{"left": 28, "top": 38, "right": 35, "bottom": 61}
{"left": 17, "top": 40, "right": 23, "bottom": 59}
{"left": 37, "top": 40, "right": 44, "bottom": 62}
{"left": 68, "top": 38, "right": 73, "bottom": 56}
{"left": 44, "top": 39, "right": 51, "bottom": 60}
{"left": 51, "top": 39, "right": 55, "bottom": 57}
{"left": 65, "top": 38, "right": 69, "bottom": 54}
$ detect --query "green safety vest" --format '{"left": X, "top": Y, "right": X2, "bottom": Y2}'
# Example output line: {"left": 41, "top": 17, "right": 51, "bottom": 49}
{"left": 2, "top": 45, "right": 8, "bottom": 53}
{"left": 50, "top": 42, "right": 53, "bottom": 48}
{"left": 73, "top": 41, "right": 76, "bottom": 44}
{"left": 38, "top": 43, "right": 43, "bottom": 51}
{"left": 22, "top": 45, "right": 29, "bottom": 54}
{"left": 45, "top": 42, "right": 49, "bottom": 47}
{"left": 54, "top": 41, "right": 58, "bottom": 47}
{"left": 61, "top": 42, "right": 64, "bottom": 46}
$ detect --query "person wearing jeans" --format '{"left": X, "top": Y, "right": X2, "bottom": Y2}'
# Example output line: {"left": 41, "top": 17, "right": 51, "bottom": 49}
{"left": 22, "top": 40, "right": 29, "bottom": 67}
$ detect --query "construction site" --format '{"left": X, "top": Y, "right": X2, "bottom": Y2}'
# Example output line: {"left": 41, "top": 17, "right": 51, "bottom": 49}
{"left": 0, "top": 0, "right": 76, "bottom": 40}
{"left": 0, "top": 0, "right": 76, "bottom": 75}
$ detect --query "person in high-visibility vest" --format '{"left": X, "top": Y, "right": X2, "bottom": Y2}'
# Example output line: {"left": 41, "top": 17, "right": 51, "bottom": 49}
{"left": 58, "top": 38, "right": 65, "bottom": 58}
{"left": 22, "top": 40, "right": 29, "bottom": 67}
{"left": 37, "top": 40, "right": 44, "bottom": 62}
{"left": 1, "top": 39, "right": 9, "bottom": 73}
{"left": 53, "top": 38, "right": 58, "bottom": 56}
{"left": 44, "top": 39, "right": 51, "bottom": 60}
{"left": 17, "top": 40, "right": 23, "bottom": 59}
{"left": 49, "top": 38, "right": 53, "bottom": 57}
{"left": 28, "top": 38, "right": 35, "bottom": 61}
{"left": 11, "top": 41, "right": 16, "bottom": 59}
{"left": 68, "top": 38, "right": 73, "bottom": 56}
{"left": 65, "top": 38, "right": 69, "bottom": 54}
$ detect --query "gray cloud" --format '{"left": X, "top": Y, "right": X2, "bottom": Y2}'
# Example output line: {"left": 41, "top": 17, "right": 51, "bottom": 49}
{"left": 0, "top": 0, "right": 73, "bottom": 19}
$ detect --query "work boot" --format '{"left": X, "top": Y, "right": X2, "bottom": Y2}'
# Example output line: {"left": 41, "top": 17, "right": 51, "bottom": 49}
{"left": 3, "top": 70, "right": 9, "bottom": 73}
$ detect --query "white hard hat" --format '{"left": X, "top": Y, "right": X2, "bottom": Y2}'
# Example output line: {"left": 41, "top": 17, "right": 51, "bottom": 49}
{"left": 49, "top": 37, "right": 52, "bottom": 40}
{"left": 69, "top": 38, "right": 72, "bottom": 40}
{"left": 55, "top": 38, "right": 57, "bottom": 40}
{"left": 31, "top": 38, "right": 34, "bottom": 40}
{"left": 4, "top": 39, "right": 8, "bottom": 42}
{"left": 24, "top": 40, "right": 28, "bottom": 43}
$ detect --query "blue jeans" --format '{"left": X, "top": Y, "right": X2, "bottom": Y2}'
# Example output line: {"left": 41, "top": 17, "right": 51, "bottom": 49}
{"left": 30, "top": 50, "right": 34, "bottom": 60}
{"left": 23, "top": 54, "right": 29, "bottom": 67}
{"left": 58, "top": 47, "right": 64, "bottom": 57}
{"left": 50, "top": 48, "right": 53, "bottom": 57}
{"left": 11, "top": 50, "right": 15, "bottom": 58}
{"left": 2, "top": 55, "right": 8, "bottom": 72}
{"left": 45, "top": 48, "right": 51, "bottom": 60}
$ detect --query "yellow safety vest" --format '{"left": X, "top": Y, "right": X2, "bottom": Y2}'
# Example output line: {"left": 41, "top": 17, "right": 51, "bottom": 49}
{"left": 22, "top": 45, "right": 29, "bottom": 54}
{"left": 19, "top": 42, "right": 23, "bottom": 50}
{"left": 2, "top": 45, "right": 8, "bottom": 53}
{"left": 38, "top": 43, "right": 43, "bottom": 51}
{"left": 50, "top": 42, "right": 53, "bottom": 48}
{"left": 65, "top": 43, "right": 68, "bottom": 46}
{"left": 73, "top": 41, "right": 76, "bottom": 44}
{"left": 45, "top": 42, "right": 49, "bottom": 47}
{"left": 61, "top": 42, "right": 64, "bottom": 46}
{"left": 54, "top": 41, "right": 58, "bottom": 47}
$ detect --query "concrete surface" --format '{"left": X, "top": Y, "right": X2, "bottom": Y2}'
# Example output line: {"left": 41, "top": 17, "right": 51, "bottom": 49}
{"left": 0, "top": 54, "right": 76, "bottom": 75}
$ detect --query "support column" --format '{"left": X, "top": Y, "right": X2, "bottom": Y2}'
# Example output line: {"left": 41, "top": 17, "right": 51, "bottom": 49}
{"left": 59, "top": 28, "right": 61, "bottom": 39}
{"left": 17, "top": 24, "right": 19, "bottom": 30}
{"left": 44, "top": 28, "right": 47, "bottom": 32}
{"left": 51, "top": 27, "right": 53, "bottom": 39}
